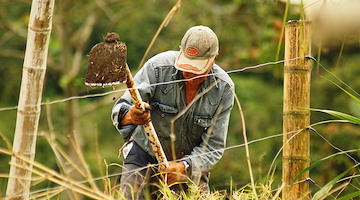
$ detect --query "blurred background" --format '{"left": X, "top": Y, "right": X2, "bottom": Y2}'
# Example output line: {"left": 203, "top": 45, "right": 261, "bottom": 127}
{"left": 0, "top": 0, "right": 359, "bottom": 198}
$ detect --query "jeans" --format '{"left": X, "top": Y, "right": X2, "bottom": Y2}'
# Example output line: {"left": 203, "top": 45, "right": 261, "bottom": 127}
{"left": 119, "top": 141, "right": 157, "bottom": 200}
{"left": 119, "top": 163, "right": 157, "bottom": 200}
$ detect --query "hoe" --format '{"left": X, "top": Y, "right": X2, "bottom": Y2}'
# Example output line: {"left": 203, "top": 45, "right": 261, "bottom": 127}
{"left": 85, "top": 32, "right": 169, "bottom": 171}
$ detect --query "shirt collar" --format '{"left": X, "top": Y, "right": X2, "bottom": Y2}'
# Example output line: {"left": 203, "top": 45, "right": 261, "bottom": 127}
{"left": 172, "top": 66, "right": 219, "bottom": 89}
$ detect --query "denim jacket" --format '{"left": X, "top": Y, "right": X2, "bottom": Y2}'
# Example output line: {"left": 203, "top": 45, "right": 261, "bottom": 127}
{"left": 111, "top": 51, "right": 234, "bottom": 179}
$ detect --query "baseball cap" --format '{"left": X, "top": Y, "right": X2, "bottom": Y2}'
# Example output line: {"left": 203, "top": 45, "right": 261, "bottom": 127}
{"left": 175, "top": 25, "right": 219, "bottom": 74}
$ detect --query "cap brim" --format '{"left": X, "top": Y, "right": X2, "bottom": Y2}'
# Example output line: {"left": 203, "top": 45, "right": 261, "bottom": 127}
{"left": 175, "top": 51, "right": 215, "bottom": 74}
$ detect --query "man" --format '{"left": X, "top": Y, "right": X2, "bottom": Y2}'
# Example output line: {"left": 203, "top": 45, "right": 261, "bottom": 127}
{"left": 111, "top": 25, "right": 234, "bottom": 199}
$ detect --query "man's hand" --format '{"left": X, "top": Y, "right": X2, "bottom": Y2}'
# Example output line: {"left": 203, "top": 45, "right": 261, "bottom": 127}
{"left": 120, "top": 102, "right": 151, "bottom": 125}
{"left": 163, "top": 161, "right": 187, "bottom": 185}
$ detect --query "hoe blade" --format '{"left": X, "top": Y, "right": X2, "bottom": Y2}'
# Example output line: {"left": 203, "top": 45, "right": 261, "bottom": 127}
{"left": 85, "top": 32, "right": 127, "bottom": 87}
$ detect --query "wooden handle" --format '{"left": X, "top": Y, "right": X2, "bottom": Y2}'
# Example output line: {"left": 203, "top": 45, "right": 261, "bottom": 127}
{"left": 124, "top": 65, "right": 169, "bottom": 170}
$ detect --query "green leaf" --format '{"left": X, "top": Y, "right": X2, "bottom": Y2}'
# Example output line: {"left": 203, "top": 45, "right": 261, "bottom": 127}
{"left": 312, "top": 169, "right": 351, "bottom": 200}
{"left": 291, "top": 149, "right": 360, "bottom": 185}
{"left": 337, "top": 191, "right": 360, "bottom": 200}
{"left": 308, "top": 108, "right": 360, "bottom": 125}
{"left": 324, "top": 77, "right": 360, "bottom": 104}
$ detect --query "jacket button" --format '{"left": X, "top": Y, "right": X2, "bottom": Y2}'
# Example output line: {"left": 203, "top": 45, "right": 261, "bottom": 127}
{"left": 161, "top": 114, "right": 165, "bottom": 117}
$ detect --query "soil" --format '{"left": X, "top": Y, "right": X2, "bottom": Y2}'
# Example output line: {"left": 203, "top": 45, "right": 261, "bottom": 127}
{"left": 85, "top": 32, "right": 127, "bottom": 87}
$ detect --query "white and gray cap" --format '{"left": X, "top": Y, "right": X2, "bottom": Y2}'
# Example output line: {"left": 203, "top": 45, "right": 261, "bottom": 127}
{"left": 175, "top": 25, "right": 219, "bottom": 74}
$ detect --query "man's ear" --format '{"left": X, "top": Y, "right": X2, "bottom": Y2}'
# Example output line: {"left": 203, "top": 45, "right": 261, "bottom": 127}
{"left": 214, "top": 53, "right": 219, "bottom": 61}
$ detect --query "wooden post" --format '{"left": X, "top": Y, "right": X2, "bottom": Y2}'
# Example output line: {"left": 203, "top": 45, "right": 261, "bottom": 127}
{"left": 282, "top": 20, "right": 312, "bottom": 199}
{"left": 6, "top": 0, "right": 55, "bottom": 199}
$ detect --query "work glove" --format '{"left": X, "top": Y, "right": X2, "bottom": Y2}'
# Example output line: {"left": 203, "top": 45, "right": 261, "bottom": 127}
{"left": 121, "top": 102, "right": 151, "bottom": 125}
{"left": 163, "top": 161, "right": 187, "bottom": 185}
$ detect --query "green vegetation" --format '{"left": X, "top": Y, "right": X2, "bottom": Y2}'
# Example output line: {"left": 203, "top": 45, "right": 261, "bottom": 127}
{"left": 0, "top": 0, "right": 359, "bottom": 199}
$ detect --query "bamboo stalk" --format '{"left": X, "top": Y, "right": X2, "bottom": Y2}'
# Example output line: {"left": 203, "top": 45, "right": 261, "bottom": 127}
{"left": 6, "top": 0, "right": 55, "bottom": 199}
{"left": 282, "top": 20, "right": 312, "bottom": 200}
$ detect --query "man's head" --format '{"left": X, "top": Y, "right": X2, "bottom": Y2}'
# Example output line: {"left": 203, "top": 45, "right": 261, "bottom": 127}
{"left": 175, "top": 25, "right": 219, "bottom": 75}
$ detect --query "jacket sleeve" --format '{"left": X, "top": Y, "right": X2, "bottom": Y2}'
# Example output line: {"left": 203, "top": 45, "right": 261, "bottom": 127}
{"left": 183, "top": 84, "right": 234, "bottom": 179}
{"left": 111, "top": 60, "right": 157, "bottom": 140}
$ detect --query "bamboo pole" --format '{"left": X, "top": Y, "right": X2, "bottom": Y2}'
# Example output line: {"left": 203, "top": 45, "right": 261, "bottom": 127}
{"left": 282, "top": 20, "right": 312, "bottom": 200}
{"left": 6, "top": 0, "right": 55, "bottom": 199}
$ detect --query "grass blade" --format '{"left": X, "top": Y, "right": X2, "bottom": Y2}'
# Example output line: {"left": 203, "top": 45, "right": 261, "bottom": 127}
{"left": 323, "top": 76, "right": 360, "bottom": 104}
{"left": 291, "top": 149, "right": 360, "bottom": 185}
{"left": 312, "top": 169, "right": 350, "bottom": 200}
{"left": 337, "top": 191, "right": 360, "bottom": 200}
{"left": 308, "top": 108, "right": 360, "bottom": 125}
